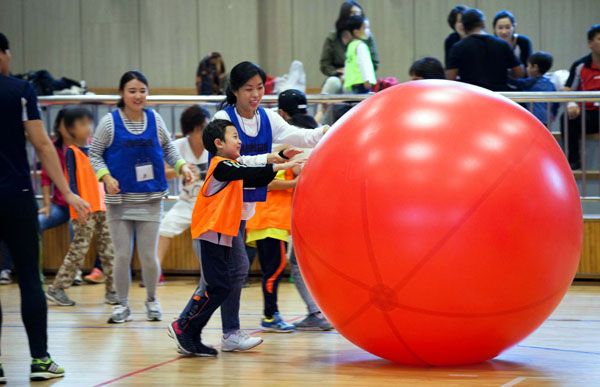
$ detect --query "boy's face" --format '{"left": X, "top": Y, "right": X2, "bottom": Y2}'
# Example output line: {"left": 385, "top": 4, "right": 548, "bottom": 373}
{"left": 216, "top": 126, "right": 242, "bottom": 159}
{"left": 353, "top": 22, "right": 368, "bottom": 40}
{"left": 527, "top": 62, "right": 540, "bottom": 77}
{"left": 589, "top": 32, "right": 600, "bottom": 56}
{"left": 71, "top": 118, "right": 93, "bottom": 142}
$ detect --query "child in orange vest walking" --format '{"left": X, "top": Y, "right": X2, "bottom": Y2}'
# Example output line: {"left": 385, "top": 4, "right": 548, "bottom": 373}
{"left": 46, "top": 107, "right": 116, "bottom": 306}
{"left": 168, "top": 119, "right": 301, "bottom": 356}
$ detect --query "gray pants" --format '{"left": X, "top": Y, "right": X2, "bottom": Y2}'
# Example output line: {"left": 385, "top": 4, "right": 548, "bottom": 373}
{"left": 290, "top": 247, "right": 319, "bottom": 315}
{"left": 108, "top": 217, "right": 161, "bottom": 306}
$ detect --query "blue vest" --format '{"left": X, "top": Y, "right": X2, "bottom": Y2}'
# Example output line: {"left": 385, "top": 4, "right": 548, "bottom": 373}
{"left": 104, "top": 109, "right": 168, "bottom": 194}
{"left": 225, "top": 106, "right": 272, "bottom": 202}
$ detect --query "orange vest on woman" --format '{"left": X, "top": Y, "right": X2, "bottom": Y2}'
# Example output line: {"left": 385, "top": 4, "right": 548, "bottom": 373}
{"left": 66, "top": 145, "right": 106, "bottom": 219}
{"left": 246, "top": 169, "right": 294, "bottom": 232}
{"left": 191, "top": 156, "right": 244, "bottom": 238}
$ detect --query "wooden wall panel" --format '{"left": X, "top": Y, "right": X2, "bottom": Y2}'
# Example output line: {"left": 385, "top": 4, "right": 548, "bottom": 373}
{"left": 23, "top": 0, "right": 82, "bottom": 80}
{"left": 540, "top": 0, "right": 600, "bottom": 71}
{"left": 258, "top": 0, "right": 293, "bottom": 77}
{"left": 291, "top": 0, "right": 341, "bottom": 89}
{"left": 578, "top": 219, "right": 600, "bottom": 278}
{"left": 361, "top": 0, "right": 414, "bottom": 82}
{"left": 81, "top": 0, "right": 140, "bottom": 88}
{"left": 413, "top": 0, "right": 477, "bottom": 63}
{"left": 197, "top": 0, "right": 260, "bottom": 74}
{"left": 42, "top": 218, "right": 600, "bottom": 279}
{"left": 140, "top": 0, "right": 198, "bottom": 88}
{"left": 0, "top": 0, "right": 25, "bottom": 73}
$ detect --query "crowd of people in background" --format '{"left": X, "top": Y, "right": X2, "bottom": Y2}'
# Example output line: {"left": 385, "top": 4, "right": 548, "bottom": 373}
{"left": 0, "top": 0, "right": 600, "bottom": 382}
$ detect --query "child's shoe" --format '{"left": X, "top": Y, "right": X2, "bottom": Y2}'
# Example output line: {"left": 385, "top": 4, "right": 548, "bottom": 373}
{"left": 221, "top": 330, "right": 263, "bottom": 352}
{"left": 261, "top": 312, "right": 295, "bottom": 333}
{"left": 45, "top": 287, "right": 75, "bottom": 306}
{"left": 84, "top": 268, "right": 106, "bottom": 284}
{"left": 72, "top": 269, "right": 83, "bottom": 286}
{"left": 104, "top": 291, "right": 119, "bottom": 305}
{"left": 294, "top": 313, "right": 334, "bottom": 331}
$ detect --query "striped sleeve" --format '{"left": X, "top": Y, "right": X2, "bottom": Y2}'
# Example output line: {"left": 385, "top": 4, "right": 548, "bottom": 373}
{"left": 89, "top": 113, "right": 114, "bottom": 180}
{"left": 154, "top": 111, "right": 185, "bottom": 173}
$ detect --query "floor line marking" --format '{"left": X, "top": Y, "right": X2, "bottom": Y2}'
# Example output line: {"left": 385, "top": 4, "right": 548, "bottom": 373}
{"left": 93, "top": 315, "right": 303, "bottom": 386}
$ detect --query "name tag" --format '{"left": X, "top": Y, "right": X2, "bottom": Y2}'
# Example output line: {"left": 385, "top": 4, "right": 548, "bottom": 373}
{"left": 135, "top": 162, "right": 154, "bottom": 182}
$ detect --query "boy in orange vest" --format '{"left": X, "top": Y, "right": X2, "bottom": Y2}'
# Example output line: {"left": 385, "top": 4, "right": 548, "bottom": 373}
{"left": 168, "top": 119, "right": 301, "bottom": 357}
{"left": 45, "top": 108, "right": 116, "bottom": 306}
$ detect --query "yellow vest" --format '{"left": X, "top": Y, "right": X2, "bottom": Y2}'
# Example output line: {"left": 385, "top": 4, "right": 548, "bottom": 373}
{"left": 344, "top": 39, "right": 366, "bottom": 90}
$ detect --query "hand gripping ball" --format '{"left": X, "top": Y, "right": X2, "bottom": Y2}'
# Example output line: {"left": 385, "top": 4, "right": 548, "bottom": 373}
{"left": 292, "top": 80, "right": 582, "bottom": 366}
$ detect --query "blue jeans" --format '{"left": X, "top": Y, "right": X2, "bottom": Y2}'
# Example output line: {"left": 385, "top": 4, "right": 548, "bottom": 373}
{"left": 38, "top": 203, "right": 70, "bottom": 232}
{"left": 180, "top": 221, "right": 249, "bottom": 335}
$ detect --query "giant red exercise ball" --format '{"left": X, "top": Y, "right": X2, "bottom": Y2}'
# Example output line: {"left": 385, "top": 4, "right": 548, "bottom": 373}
{"left": 292, "top": 80, "right": 582, "bottom": 366}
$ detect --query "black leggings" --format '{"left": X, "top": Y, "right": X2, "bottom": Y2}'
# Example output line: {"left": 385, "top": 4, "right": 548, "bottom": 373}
{"left": 0, "top": 193, "right": 48, "bottom": 358}
{"left": 561, "top": 109, "right": 600, "bottom": 166}
{"left": 256, "top": 238, "right": 287, "bottom": 318}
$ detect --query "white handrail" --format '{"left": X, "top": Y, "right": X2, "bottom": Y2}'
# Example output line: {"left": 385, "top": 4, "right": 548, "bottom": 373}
{"left": 37, "top": 91, "right": 600, "bottom": 105}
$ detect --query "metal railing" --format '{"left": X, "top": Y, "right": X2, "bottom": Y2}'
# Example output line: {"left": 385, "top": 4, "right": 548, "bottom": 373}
{"left": 35, "top": 91, "right": 600, "bottom": 203}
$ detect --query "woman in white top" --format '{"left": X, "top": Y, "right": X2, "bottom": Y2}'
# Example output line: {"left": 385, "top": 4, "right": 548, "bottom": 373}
{"left": 209, "top": 61, "right": 328, "bottom": 351}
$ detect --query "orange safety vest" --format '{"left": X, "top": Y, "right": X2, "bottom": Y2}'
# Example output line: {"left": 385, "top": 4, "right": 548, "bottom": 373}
{"left": 246, "top": 169, "right": 294, "bottom": 232}
{"left": 65, "top": 145, "right": 106, "bottom": 219}
{"left": 191, "top": 156, "right": 244, "bottom": 238}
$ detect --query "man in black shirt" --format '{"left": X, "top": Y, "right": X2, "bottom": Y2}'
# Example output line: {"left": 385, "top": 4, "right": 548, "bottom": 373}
{"left": 446, "top": 8, "right": 524, "bottom": 91}
{"left": 0, "top": 32, "right": 89, "bottom": 382}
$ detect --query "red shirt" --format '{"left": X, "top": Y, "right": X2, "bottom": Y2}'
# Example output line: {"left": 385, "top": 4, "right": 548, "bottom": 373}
{"left": 40, "top": 141, "right": 67, "bottom": 207}
{"left": 566, "top": 54, "right": 600, "bottom": 110}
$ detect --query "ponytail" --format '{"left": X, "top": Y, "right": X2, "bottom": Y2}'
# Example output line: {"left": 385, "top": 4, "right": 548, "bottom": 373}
{"left": 219, "top": 84, "right": 237, "bottom": 110}
{"left": 53, "top": 108, "right": 67, "bottom": 148}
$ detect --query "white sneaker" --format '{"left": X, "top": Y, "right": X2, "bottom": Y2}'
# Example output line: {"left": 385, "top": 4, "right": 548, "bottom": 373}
{"left": 107, "top": 305, "right": 132, "bottom": 324}
{"left": 72, "top": 269, "right": 83, "bottom": 286}
{"left": 145, "top": 300, "right": 162, "bottom": 321}
{"left": 0, "top": 269, "right": 12, "bottom": 285}
{"left": 221, "top": 330, "right": 263, "bottom": 352}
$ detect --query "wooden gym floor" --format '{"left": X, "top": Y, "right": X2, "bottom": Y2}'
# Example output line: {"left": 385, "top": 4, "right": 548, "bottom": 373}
{"left": 1, "top": 277, "right": 600, "bottom": 386}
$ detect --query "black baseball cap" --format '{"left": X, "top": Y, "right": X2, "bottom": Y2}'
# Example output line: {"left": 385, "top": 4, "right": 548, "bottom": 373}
{"left": 278, "top": 89, "right": 308, "bottom": 115}
{"left": 0, "top": 33, "right": 9, "bottom": 52}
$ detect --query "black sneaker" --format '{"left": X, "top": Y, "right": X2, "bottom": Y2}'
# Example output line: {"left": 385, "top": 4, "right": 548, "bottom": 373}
{"left": 0, "top": 363, "right": 6, "bottom": 384}
{"left": 190, "top": 339, "right": 218, "bottom": 357}
{"left": 167, "top": 320, "right": 197, "bottom": 355}
{"left": 30, "top": 357, "right": 65, "bottom": 381}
